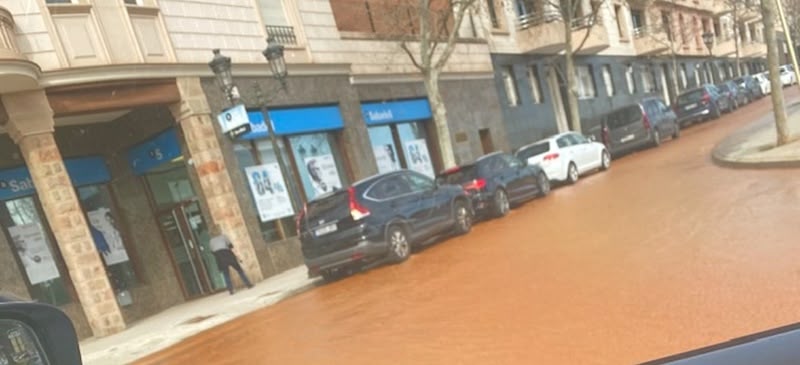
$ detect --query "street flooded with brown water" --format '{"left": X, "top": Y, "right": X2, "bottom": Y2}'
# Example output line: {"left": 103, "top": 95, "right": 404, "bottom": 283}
{"left": 136, "top": 91, "right": 800, "bottom": 365}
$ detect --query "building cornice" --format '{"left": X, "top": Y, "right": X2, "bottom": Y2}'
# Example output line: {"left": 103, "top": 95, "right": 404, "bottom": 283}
{"left": 38, "top": 63, "right": 353, "bottom": 88}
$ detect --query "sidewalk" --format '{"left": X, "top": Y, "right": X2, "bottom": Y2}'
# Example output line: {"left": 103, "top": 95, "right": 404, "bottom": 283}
{"left": 79, "top": 266, "right": 319, "bottom": 365}
{"left": 712, "top": 101, "right": 800, "bottom": 168}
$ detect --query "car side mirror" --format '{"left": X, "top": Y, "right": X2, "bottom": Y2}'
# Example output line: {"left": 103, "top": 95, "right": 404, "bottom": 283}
{"left": 587, "top": 135, "right": 596, "bottom": 142}
{"left": 0, "top": 300, "right": 82, "bottom": 365}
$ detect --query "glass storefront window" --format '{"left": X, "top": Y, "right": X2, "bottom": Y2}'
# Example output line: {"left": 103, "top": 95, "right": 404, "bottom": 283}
{"left": 367, "top": 126, "right": 401, "bottom": 174}
{"left": 77, "top": 185, "right": 138, "bottom": 295}
{"left": 397, "top": 122, "right": 435, "bottom": 178}
{"left": 1, "top": 197, "right": 71, "bottom": 306}
{"left": 234, "top": 140, "right": 298, "bottom": 243}
{"left": 288, "top": 132, "right": 347, "bottom": 200}
{"left": 144, "top": 161, "right": 196, "bottom": 210}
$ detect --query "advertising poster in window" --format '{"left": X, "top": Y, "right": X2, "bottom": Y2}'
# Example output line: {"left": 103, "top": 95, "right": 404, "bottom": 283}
{"left": 303, "top": 154, "right": 342, "bottom": 198}
{"left": 404, "top": 139, "right": 435, "bottom": 178}
{"left": 245, "top": 163, "right": 295, "bottom": 222}
{"left": 87, "top": 208, "right": 130, "bottom": 266}
{"left": 8, "top": 223, "right": 60, "bottom": 285}
{"left": 373, "top": 144, "right": 400, "bottom": 174}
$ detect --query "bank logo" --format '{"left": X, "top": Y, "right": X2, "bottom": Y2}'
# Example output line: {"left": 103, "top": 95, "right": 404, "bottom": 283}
{"left": 367, "top": 110, "right": 394, "bottom": 123}
{"left": 0, "top": 178, "right": 34, "bottom": 193}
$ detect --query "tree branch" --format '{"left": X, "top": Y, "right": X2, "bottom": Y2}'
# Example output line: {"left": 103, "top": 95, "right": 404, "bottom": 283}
{"left": 433, "top": 0, "right": 475, "bottom": 70}
{"left": 400, "top": 41, "right": 426, "bottom": 72}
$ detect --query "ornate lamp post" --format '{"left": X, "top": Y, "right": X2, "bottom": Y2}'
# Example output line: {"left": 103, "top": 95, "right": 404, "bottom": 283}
{"left": 702, "top": 31, "right": 716, "bottom": 83}
{"left": 209, "top": 37, "right": 299, "bottom": 212}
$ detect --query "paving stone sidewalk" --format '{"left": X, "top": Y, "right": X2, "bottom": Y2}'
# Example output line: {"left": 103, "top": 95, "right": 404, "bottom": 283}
{"left": 79, "top": 266, "right": 319, "bottom": 365}
{"left": 712, "top": 101, "right": 800, "bottom": 168}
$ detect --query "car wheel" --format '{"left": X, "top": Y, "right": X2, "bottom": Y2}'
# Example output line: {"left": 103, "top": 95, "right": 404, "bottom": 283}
{"left": 492, "top": 189, "right": 510, "bottom": 218}
{"left": 600, "top": 150, "right": 611, "bottom": 171}
{"left": 672, "top": 123, "right": 681, "bottom": 139}
{"left": 536, "top": 171, "right": 550, "bottom": 197}
{"left": 712, "top": 103, "right": 721, "bottom": 118}
{"left": 386, "top": 225, "right": 410, "bottom": 263}
{"left": 320, "top": 269, "right": 340, "bottom": 282}
{"left": 566, "top": 162, "right": 579, "bottom": 184}
{"left": 452, "top": 199, "right": 472, "bottom": 235}
{"left": 651, "top": 129, "right": 662, "bottom": 147}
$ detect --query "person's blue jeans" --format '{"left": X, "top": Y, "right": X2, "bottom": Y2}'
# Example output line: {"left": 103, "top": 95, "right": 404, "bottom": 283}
{"left": 221, "top": 262, "right": 253, "bottom": 294}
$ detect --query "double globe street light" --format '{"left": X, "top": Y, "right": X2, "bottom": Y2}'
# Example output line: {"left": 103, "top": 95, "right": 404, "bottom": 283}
{"left": 208, "top": 37, "right": 299, "bottom": 212}
{"left": 701, "top": 31, "right": 717, "bottom": 84}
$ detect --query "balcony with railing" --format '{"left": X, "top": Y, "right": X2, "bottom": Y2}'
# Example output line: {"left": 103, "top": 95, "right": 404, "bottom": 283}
{"left": 632, "top": 25, "right": 670, "bottom": 55}
{"left": 515, "top": 9, "right": 609, "bottom": 54}
{"left": 0, "top": 6, "right": 40, "bottom": 93}
{"left": 265, "top": 25, "right": 298, "bottom": 45}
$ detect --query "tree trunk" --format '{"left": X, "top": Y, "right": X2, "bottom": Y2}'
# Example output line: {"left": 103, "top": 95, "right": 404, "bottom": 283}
{"left": 670, "top": 54, "right": 680, "bottom": 102}
{"left": 564, "top": 10, "right": 582, "bottom": 133}
{"left": 762, "top": 0, "right": 791, "bottom": 146}
{"left": 733, "top": 2, "right": 741, "bottom": 77}
{"left": 423, "top": 70, "right": 458, "bottom": 168}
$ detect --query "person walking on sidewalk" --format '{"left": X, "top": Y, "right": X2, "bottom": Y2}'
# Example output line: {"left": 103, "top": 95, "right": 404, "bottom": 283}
{"left": 209, "top": 226, "right": 253, "bottom": 295}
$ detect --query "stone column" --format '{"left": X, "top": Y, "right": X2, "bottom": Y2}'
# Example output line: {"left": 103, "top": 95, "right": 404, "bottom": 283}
{"left": 169, "top": 77, "right": 263, "bottom": 283}
{"left": 1, "top": 90, "right": 125, "bottom": 336}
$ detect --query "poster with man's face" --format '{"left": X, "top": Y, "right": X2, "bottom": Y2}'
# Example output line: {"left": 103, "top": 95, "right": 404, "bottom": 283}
{"left": 373, "top": 144, "right": 400, "bottom": 174}
{"left": 304, "top": 154, "right": 342, "bottom": 198}
{"left": 88, "top": 208, "right": 129, "bottom": 266}
{"left": 8, "top": 223, "right": 60, "bottom": 285}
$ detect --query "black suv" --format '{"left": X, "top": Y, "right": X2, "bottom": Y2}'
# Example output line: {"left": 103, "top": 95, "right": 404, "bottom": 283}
{"left": 298, "top": 169, "right": 472, "bottom": 280}
{"left": 437, "top": 152, "right": 549, "bottom": 219}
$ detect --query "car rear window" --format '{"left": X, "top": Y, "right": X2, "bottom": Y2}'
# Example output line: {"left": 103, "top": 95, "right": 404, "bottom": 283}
{"left": 438, "top": 165, "right": 478, "bottom": 185}
{"left": 607, "top": 106, "right": 641, "bottom": 129}
{"left": 517, "top": 143, "right": 550, "bottom": 160}
{"left": 305, "top": 190, "right": 349, "bottom": 221}
{"left": 677, "top": 89, "right": 705, "bottom": 104}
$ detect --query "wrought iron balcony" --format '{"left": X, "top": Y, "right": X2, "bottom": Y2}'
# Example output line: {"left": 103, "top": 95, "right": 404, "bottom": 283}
{"left": 265, "top": 25, "right": 298, "bottom": 45}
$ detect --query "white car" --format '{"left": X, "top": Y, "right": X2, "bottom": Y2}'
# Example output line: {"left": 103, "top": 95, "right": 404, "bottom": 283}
{"left": 515, "top": 132, "right": 610, "bottom": 184}
{"left": 779, "top": 65, "right": 796, "bottom": 87}
{"left": 753, "top": 73, "right": 772, "bottom": 95}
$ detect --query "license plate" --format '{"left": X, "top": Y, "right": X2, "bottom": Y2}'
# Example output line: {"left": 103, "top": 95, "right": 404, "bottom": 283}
{"left": 685, "top": 103, "right": 697, "bottom": 110}
{"left": 314, "top": 224, "right": 338, "bottom": 237}
{"left": 620, "top": 134, "right": 635, "bottom": 143}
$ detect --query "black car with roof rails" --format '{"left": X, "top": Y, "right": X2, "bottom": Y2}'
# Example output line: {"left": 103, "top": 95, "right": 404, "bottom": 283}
{"left": 297, "top": 169, "right": 472, "bottom": 281}
{"left": 436, "top": 152, "right": 549, "bottom": 219}
{"left": 674, "top": 84, "right": 731, "bottom": 126}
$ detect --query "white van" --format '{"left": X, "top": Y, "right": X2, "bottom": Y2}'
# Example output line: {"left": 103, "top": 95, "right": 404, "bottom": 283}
{"left": 779, "top": 65, "right": 796, "bottom": 86}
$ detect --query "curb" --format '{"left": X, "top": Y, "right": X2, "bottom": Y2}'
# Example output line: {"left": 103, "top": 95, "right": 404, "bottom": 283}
{"left": 711, "top": 101, "right": 800, "bottom": 169}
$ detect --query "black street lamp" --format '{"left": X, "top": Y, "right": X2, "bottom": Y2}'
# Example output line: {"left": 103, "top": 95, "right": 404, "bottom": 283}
{"left": 209, "top": 38, "right": 299, "bottom": 212}
{"left": 701, "top": 31, "right": 716, "bottom": 83}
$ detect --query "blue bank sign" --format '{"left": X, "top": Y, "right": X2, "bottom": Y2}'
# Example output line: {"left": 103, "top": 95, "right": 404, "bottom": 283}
{"left": 127, "top": 128, "right": 182, "bottom": 176}
{"left": 360, "top": 98, "right": 432, "bottom": 125}
{"left": 240, "top": 105, "right": 345, "bottom": 140}
{"left": 0, "top": 156, "right": 111, "bottom": 201}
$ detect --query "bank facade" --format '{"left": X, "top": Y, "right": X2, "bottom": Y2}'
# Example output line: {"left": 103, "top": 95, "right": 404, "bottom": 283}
{"left": 0, "top": 1, "right": 506, "bottom": 338}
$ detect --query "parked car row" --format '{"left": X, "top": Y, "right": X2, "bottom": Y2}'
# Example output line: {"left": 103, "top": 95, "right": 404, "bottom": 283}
{"left": 297, "top": 71, "right": 768, "bottom": 282}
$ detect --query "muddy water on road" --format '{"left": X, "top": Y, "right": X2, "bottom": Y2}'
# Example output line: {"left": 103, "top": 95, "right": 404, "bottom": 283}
{"left": 137, "top": 95, "right": 800, "bottom": 365}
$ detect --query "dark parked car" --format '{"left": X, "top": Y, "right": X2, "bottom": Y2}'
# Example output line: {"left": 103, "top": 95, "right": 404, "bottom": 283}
{"left": 437, "top": 152, "right": 549, "bottom": 219}
{"left": 717, "top": 80, "right": 749, "bottom": 109}
{"left": 674, "top": 84, "right": 730, "bottom": 126}
{"left": 733, "top": 75, "right": 763, "bottom": 100}
{"left": 298, "top": 169, "right": 472, "bottom": 280}
{"left": 0, "top": 296, "right": 83, "bottom": 365}
{"left": 590, "top": 97, "right": 679, "bottom": 157}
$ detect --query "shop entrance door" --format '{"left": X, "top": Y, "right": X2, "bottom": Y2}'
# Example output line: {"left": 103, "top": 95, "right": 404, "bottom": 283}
{"left": 157, "top": 200, "right": 226, "bottom": 299}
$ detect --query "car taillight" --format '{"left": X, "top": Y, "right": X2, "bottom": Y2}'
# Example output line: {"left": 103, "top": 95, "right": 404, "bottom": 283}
{"left": 702, "top": 93, "right": 711, "bottom": 104}
{"left": 463, "top": 178, "right": 487, "bottom": 192}
{"left": 543, "top": 153, "right": 560, "bottom": 161}
{"left": 295, "top": 203, "right": 306, "bottom": 235}
{"left": 348, "top": 187, "right": 370, "bottom": 221}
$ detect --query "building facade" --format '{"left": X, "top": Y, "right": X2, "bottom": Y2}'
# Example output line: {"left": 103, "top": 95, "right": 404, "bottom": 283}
{"left": 0, "top": 0, "right": 506, "bottom": 339}
{"left": 487, "top": 0, "right": 770, "bottom": 149}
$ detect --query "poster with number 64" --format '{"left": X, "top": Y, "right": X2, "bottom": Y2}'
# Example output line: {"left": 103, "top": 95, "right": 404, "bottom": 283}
{"left": 245, "top": 163, "right": 295, "bottom": 222}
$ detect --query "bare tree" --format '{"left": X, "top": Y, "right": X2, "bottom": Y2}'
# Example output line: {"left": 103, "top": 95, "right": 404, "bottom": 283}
{"left": 762, "top": 0, "right": 792, "bottom": 145}
{"left": 541, "top": 0, "right": 608, "bottom": 133}
{"left": 381, "top": 0, "right": 480, "bottom": 168}
{"left": 635, "top": 0, "right": 700, "bottom": 98}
